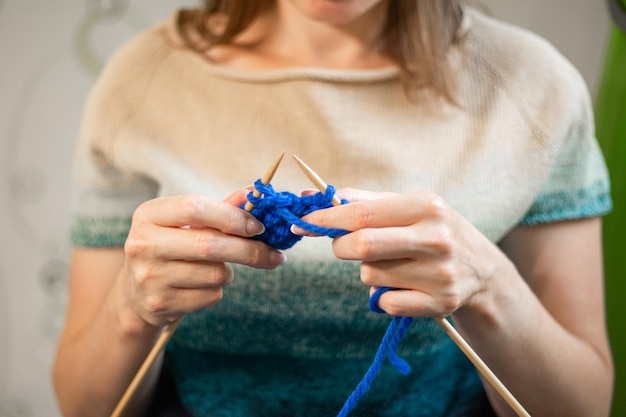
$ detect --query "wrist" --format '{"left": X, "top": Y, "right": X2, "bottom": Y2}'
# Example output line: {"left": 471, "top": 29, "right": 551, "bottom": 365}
{"left": 454, "top": 245, "right": 522, "bottom": 335}
{"left": 109, "top": 268, "right": 165, "bottom": 342}
{"left": 115, "top": 303, "right": 164, "bottom": 342}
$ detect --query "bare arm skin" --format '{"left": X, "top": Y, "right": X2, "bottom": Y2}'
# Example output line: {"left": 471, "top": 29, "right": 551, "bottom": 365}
{"left": 298, "top": 190, "right": 613, "bottom": 417}
{"left": 486, "top": 218, "right": 614, "bottom": 416}
{"left": 53, "top": 191, "right": 285, "bottom": 417}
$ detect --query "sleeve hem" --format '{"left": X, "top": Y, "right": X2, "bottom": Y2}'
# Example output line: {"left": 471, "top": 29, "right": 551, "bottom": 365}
{"left": 519, "top": 191, "right": 613, "bottom": 226}
{"left": 70, "top": 216, "right": 131, "bottom": 248}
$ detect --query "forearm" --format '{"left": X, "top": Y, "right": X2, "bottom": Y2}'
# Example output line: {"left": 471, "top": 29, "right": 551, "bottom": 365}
{"left": 53, "top": 272, "right": 164, "bottom": 417}
{"left": 452, "top": 258, "right": 613, "bottom": 417}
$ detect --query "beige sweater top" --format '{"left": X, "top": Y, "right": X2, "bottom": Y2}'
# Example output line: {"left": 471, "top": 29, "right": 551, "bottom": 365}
{"left": 69, "top": 7, "right": 611, "bottom": 416}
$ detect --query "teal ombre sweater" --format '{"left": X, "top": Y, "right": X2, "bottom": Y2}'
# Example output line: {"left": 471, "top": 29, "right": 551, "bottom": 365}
{"left": 70, "top": 7, "right": 611, "bottom": 416}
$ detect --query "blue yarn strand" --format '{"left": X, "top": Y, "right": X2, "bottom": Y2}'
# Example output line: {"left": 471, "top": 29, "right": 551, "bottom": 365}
{"left": 336, "top": 315, "right": 413, "bottom": 417}
{"left": 243, "top": 180, "right": 413, "bottom": 416}
{"left": 336, "top": 316, "right": 404, "bottom": 417}
{"left": 244, "top": 179, "right": 348, "bottom": 250}
{"left": 368, "top": 287, "right": 412, "bottom": 374}
{"left": 385, "top": 316, "right": 413, "bottom": 375}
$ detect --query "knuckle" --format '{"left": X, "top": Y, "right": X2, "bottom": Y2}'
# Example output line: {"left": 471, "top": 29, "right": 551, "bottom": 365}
{"left": 350, "top": 231, "right": 376, "bottom": 259}
{"left": 132, "top": 263, "right": 153, "bottom": 289}
{"left": 436, "top": 262, "right": 458, "bottom": 284}
{"left": 433, "top": 227, "right": 454, "bottom": 255}
{"left": 421, "top": 193, "right": 447, "bottom": 219}
{"left": 131, "top": 202, "right": 149, "bottom": 222}
{"left": 180, "top": 194, "right": 205, "bottom": 221}
{"left": 144, "top": 293, "right": 169, "bottom": 315}
{"left": 124, "top": 237, "right": 141, "bottom": 260}
{"left": 125, "top": 221, "right": 154, "bottom": 260}
{"left": 195, "top": 233, "right": 218, "bottom": 258}
{"left": 124, "top": 237, "right": 145, "bottom": 262}
{"left": 421, "top": 224, "right": 455, "bottom": 256}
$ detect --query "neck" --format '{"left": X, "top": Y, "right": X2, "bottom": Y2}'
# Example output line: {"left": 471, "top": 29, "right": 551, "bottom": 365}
{"left": 223, "top": 0, "right": 393, "bottom": 70}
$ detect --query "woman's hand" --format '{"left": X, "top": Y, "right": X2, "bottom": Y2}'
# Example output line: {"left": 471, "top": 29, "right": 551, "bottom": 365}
{"left": 122, "top": 189, "right": 286, "bottom": 328}
{"left": 295, "top": 189, "right": 504, "bottom": 318}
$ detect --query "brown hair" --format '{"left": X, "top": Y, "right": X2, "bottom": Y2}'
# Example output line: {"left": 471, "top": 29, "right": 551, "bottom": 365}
{"left": 177, "top": 0, "right": 463, "bottom": 101}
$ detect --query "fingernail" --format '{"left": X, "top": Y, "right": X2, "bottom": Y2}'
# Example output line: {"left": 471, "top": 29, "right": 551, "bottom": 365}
{"left": 290, "top": 224, "right": 303, "bottom": 235}
{"left": 270, "top": 251, "right": 287, "bottom": 266}
{"left": 247, "top": 220, "right": 265, "bottom": 236}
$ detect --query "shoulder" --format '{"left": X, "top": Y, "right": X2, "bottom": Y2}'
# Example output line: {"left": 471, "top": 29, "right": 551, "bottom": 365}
{"left": 80, "top": 12, "right": 190, "bottom": 153}
{"left": 86, "top": 13, "right": 180, "bottom": 111}
{"left": 461, "top": 7, "right": 585, "bottom": 88}
{"left": 459, "top": 7, "right": 591, "bottom": 137}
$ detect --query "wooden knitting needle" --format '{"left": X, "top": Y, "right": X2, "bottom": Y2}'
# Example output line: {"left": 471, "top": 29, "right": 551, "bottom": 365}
{"left": 111, "top": 153, "right": 285, "bottom": 417}
{"left": 110, "top": 317, "right": 182, "bottom": 417}
{"left": 292, "top": 154, "right": 342, "bottom": 206}
{"left": 434, "top": 317, "right": 530, "bottom": 417}
{"left": 292, "top": 154, "right": 531, "bottom": 417}
{"left": 244, "top": 152, "right": 285, "bottom": 211}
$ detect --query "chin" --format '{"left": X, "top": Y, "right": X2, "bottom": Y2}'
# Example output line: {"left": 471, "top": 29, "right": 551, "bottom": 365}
{"left": 289, "top": 0, "right": 387, "bottom": 24}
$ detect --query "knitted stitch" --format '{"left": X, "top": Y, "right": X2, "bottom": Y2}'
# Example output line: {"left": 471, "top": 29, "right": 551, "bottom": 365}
{"left": 245, "top": 179, "right": 348, "bottom": 249}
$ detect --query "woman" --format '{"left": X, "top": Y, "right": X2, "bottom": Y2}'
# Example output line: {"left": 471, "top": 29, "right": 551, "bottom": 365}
{"left": 53, "top": 1, "right": 614, "bottom": 416}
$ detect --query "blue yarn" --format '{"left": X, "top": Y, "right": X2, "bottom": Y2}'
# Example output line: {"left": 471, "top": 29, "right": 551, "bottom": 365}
{"left": 244, "top": 179, "right": 348, "bottom": 250}
{"left": 243, "top": 180, "right": 412, "bottom": 416}
{"left": 336, "top": 289, "right": 413, "bottom": 417}
{"left": 368, "top": 288, "right": 413, "bottom": 373}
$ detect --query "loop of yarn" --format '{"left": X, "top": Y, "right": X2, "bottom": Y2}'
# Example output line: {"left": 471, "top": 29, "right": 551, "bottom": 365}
{"left": 244, "top": 179, "right": 348, "bottom": 250}
{"left": 369, "top": 286, "right": 398, "bottom": 314}
{"left": 243, "top": 179, "right": 412, "bottom": 416}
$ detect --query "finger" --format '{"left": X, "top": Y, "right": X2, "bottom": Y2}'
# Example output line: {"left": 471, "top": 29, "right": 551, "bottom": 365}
{"left": 135, "top": 194, "right": 265, "bottom": 237}
{"left": 300, "top": 192, "right": 448, "bottom": 231}
{"left": 169, "top": 286, "right": 226, "bottom": 314}
{"left": 334, "top": 187, "right": 397, "bottom": 203}
{"left": 368, "top": 287, "right": 452, "bottom": 317}
{"left": 140, "top": 285, "right": 227, "bottom": 322}
{"left": 126, "top": 225, "right": 286, "bottom": 269}
{"left": 359, "top": 259, "right": 440, "bottom": 290}
{"left": 134, "top": 260, "right": 235, "bottom": 290}
{"left": 224, "top": 187, "right": 254, "bottom": 207}
{"left": 331, "top": 225, "right": 450, "bottom": 261}
{"left": 299, "top": 189, "right": 320, "bottom": 196}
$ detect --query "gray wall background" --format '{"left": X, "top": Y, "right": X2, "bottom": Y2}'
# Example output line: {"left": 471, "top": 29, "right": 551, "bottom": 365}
{"left": 0, "top": 1, "right": 610, "bottom": 416}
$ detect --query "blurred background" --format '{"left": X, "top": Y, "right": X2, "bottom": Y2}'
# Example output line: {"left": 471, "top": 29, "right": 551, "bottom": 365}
{"left": 0, "top": 1, "right": 617, "bottom": 416}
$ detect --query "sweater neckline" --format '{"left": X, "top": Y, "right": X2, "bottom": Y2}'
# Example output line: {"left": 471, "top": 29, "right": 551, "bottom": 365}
{"left": 163, "top": 7, "right": 471, "bottom": 84}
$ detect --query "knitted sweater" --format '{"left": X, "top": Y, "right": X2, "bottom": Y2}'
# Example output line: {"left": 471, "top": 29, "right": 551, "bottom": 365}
{"left": 70, "top": 6, "right": 611, "bottom": 417}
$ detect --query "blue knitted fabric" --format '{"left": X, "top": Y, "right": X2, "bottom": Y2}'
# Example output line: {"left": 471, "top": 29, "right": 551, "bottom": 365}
{"left": 243, "top": 180, "right": 413, "bottom": 416}
{"left": 244, "top": 179, "right": 349, "bottom": 250}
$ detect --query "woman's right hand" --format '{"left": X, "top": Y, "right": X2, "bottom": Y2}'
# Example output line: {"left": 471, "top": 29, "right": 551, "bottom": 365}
{"left": 121, "top": 189, "right": 286, "bottom": 328}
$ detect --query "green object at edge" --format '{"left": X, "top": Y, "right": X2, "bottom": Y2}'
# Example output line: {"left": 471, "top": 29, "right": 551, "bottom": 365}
{"left": 594, "top": 13, "right": 626, "bottom": 417}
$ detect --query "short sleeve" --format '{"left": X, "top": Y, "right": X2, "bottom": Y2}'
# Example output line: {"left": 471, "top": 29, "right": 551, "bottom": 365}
{"left": 69, "top": 32, "right": 161, "bottom": 247}
{"left": 519, "top": 90, "right": 612, "bottom": 225}
{"left": 69, "top": 134, "right": 158, "bottom": 247}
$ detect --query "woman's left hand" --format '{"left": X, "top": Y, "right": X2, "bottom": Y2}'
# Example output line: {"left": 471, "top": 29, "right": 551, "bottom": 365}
{"left": 294, "top": 188, "right": 505, "bottom": 318}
